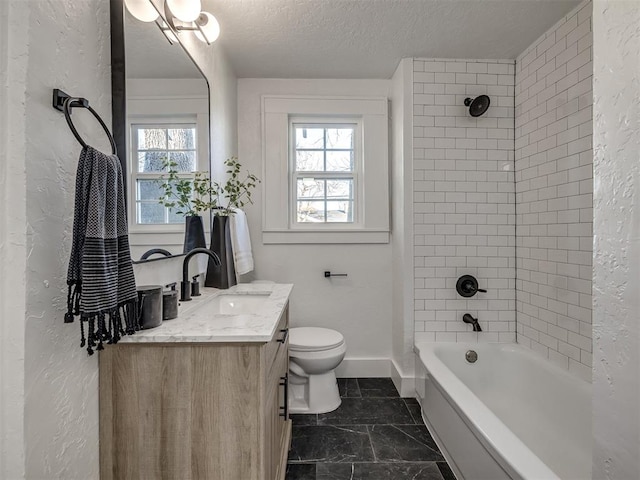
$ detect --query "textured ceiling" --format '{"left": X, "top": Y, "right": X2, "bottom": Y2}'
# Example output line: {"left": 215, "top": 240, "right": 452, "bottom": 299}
{"left": 204, "top": 0, "right": 582, "bottom": 78}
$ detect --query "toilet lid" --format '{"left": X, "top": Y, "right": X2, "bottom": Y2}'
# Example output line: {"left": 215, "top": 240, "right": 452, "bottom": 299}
{"left": 289, "top": 327, "right": 344, "bottom": 352}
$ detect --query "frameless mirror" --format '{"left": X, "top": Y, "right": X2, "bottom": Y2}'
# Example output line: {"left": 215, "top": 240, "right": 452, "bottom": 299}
{"left": 110, "top": 0, "right": 210, "bottom": 263}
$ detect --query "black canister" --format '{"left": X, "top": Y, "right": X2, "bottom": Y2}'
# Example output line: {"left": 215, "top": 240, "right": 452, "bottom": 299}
{"left": 162, "top": 289, "right": 179, "bottom": 320}
{"left": 137, "top": 285, "right": 163, "bottom": 329}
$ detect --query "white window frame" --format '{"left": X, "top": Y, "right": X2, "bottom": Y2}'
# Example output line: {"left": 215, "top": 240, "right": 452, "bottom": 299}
{"left": 130, "top": 121, "right": 199, "bottom": 228}
{"left": 126, "top": 79, "right": 209, "bottom": 237}
{"left": 127, "top": 115, "right": 208, "bottom": 234}
{"left": 262, "top": 95, "right": 389, "bottom": 244}
{"left": 289, "top": 118, "right": 363, "bottom": 228}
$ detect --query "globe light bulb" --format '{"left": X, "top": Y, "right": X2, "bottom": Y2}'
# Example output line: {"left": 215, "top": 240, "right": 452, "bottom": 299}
{"left": 124, "top": 0, "right": 158, "bottom": 22}
{"left": 166, "top": 0, "right": 202, "bottom": 23}
{"left": 194, "top": 12, "right": 220, "bottom": 44}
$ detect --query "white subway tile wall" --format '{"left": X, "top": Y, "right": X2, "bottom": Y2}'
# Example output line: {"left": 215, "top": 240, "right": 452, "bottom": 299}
{"left": 515, "top": 1, "right": 592, "bottom": 380}
{"left": 412, "top": 58, "right": 516, "bottom": 344}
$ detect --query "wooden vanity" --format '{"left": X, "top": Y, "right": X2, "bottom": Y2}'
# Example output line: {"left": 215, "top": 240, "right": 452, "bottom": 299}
{"left": 99, "top": 284, "right": 293, "bottom": 480}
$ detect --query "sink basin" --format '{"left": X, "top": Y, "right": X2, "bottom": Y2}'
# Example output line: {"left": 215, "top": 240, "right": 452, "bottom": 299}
{"left": 206, "top": 293, "right": 270, "bottom": 315}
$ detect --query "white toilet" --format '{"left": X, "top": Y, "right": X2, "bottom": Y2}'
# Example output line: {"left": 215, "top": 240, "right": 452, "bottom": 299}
{"left": 288, "top": 327, "right": 346, "bottom": 414}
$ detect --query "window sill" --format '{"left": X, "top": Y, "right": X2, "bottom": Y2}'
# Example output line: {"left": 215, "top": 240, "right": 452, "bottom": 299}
{"left": 262, "top": 229, "right": 389, "bottom": 244}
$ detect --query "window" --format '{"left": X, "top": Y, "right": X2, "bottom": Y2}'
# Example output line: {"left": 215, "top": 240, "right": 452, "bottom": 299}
{"left": 131, "top": 123, "right": 197, "bottom": 226}
{"left": 292, "top": 122, "right": 359, "bottom": 224}
{"left": 125, "top": 78, "right": 209, "bottom": 235}
{"left": 262, "top": 95, "right": 389, "bottom": 244}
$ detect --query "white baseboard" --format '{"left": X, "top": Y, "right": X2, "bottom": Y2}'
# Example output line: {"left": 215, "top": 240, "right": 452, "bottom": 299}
{"left": 334, "top": 358, "right": 417, "bottom": 399}
{"left": 334, "top": 358, "right": 391, "bottom": 378}
{"left": 391, "top": 359, "right": 417, "bottom": 397}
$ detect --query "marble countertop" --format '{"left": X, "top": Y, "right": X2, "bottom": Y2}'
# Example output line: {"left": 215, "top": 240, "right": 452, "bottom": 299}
{"left": 118, "top": 283, "right": 293, "bottom": 343}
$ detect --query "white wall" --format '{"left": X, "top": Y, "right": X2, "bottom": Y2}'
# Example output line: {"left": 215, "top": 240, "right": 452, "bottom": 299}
{"left": 412, "top": 58, "right": 516, "bottom": 343}
{"left": 238, "top": 78, "right": 394, "bottom": 376}
{"left": 179, "top": 36, "right": 238, "bottom": 178}
{"left": 0, "top": 1, "right": 238, "bottom": 477}
{"left": 0, "top": 1, "right": 28, "bottom": 477}
{"left": 515, "top": 0, "right": 593, "bottom": 381}
{"left": 390, "top": 59, "right": 416, "bottom": 393}
{"left": 19, "top": 0, "right": 113, "bottom": 477}
{"left": 592, "top": 0, "right": 640, "bottom": 478}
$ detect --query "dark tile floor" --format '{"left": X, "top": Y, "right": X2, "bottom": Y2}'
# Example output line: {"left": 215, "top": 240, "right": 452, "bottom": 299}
{"left": 285, "top": 378, "right": 456, "bottom": 480}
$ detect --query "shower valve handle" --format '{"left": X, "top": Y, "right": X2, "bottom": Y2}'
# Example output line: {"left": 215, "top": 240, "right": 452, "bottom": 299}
{"left": 456, "top": 275, "right": 486, "bottom": 297}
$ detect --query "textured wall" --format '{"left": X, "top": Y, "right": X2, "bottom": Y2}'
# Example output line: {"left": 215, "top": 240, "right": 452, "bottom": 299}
{"left": 238, "top": 78, "right": 394, "bottom": 376}
{"left": 1, "top": 1, "right": 28, "bottom": 477}
{"left": 412, "top": 58, "right": 516, "bottom": 343}
{"left": 592, "top": 1, "right": 640, "bottom": 478}
{"left": 14, "top": 3, "right": 238, "bottom": 477}
{"left": 514, "top": 0, "right": 592, "bottom": 381}
{"left": 22, "top": 0, "right": 112, "bottom": 478}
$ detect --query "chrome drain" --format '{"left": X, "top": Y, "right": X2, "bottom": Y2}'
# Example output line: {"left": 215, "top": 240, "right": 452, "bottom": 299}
{"left": 465, "top": 350, "right": 478, "bottom": 363}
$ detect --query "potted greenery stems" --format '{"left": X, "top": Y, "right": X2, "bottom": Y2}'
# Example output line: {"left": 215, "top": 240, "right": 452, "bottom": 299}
{"left": 205, "top": 157, "right": 260, "bottom": 289}
{"left": 158, "top": 162, "right": 215, "bottom": 253}
{"left": 157, "top": 157, "right": 259, "bottom": 289}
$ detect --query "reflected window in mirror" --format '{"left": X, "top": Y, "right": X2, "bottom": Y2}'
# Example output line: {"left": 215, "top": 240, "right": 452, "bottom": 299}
{"left": 111, "top": 0, "right": 212, "bottom": 258}
{"left": 125, "top": 77, "right": 209, "bottom": 234}
{"left": 131, "top": 122, "right": 198, "bottom": 225}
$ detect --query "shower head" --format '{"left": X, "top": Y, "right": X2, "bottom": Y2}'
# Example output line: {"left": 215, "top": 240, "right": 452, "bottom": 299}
{"left": 464, "top": 95, "right": 490, "bottom": 117}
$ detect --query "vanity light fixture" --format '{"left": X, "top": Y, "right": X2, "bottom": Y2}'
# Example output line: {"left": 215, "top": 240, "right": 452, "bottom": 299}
{"left": 125, "top": 0, "right": 159, "bottom": 22}
{"left": 158, "top": 19, "right": 179, "bottom": 45}
{"left": 166, "top": 0, "right": 201, "bottom": 22}
{"left": 124, "top": 0, "right": 221, "bottom": 45}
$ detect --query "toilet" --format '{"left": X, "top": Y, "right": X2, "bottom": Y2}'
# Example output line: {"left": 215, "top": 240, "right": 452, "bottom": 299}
{"left": 288, "top": 327, "right": 346, "bottom": 414}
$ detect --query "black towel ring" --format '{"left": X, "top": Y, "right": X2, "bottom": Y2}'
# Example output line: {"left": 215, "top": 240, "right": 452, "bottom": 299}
{"left": 62, "top": 97, "right": 117, "bottom": 155}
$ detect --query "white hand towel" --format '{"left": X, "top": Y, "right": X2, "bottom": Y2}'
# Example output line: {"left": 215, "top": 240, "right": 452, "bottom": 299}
{"left": 229, "top": 209, "right": 254, "bottom": 275}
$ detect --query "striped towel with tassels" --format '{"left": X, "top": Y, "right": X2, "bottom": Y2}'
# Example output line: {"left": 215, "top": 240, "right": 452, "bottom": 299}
{"left": 65, "top": 145, "right": 139, "bottom": 354}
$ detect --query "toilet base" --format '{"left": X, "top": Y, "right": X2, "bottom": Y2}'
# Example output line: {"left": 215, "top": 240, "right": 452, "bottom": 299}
{"left": 288, "top": 370, "right": 342, "bottom": 414}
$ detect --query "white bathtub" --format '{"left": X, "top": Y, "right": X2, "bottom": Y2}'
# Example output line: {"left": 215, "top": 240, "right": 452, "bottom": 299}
{"left": 415, "top": 342, "right": 591, "bottom": 480}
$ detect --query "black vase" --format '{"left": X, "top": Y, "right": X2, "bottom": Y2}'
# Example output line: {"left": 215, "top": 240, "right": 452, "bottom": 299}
{"left": 183, "top": 215, "right": 206, "bottom": 253}
{"left": 205, "top": 215, "right": 237, "bottom": 289}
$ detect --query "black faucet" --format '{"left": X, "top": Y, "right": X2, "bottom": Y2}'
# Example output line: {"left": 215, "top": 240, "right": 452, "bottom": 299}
{"left": 139, "top": 248, "right": 173, "bottom": 260}
{"left": 463, "top": 313, "right": 482, "bottom": 332}
{"left": 181, "top": 248, "right": 221, "bottom": 301}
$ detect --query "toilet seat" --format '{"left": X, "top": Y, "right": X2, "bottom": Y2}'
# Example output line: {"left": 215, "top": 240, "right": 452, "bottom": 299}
{"left": 289, "top": 327, "right": 344, "bottom": 352}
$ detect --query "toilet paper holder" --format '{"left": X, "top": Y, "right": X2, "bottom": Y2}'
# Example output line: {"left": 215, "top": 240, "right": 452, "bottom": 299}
{"left": 324, "top": 271, "right": 348, "bottom": 278}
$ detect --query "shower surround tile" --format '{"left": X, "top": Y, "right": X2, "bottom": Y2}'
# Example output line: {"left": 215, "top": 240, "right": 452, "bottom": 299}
{"left": 515, "top": 0, "right": 593, "bottom": 380}
{"left": 412, "top": 58, "right": 517, "bottom": 343}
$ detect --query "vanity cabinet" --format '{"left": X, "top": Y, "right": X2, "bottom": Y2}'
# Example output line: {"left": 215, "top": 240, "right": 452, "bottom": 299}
{"left": 99, "top": 303, "right": 291, "bottom": 480}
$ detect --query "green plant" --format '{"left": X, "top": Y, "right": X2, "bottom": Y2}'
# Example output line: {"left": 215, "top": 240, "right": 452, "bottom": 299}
{"left": 211, "top": 157, "right": 260, "bottom": 216}
{"left": 157, "top": 157, "right": 260, "bottom": 217}
{"left": 157, "top": 161, "right": 215, "bottom": 217}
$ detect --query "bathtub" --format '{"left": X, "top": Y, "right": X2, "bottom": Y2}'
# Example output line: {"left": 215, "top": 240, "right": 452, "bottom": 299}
{"left": 415, "top": 342, "right": 591, "bottom": 480}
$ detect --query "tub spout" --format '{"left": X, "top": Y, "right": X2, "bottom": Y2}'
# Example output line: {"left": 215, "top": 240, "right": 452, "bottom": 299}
{"left": 463, "top": 313, "right": 482, "bottom": 332}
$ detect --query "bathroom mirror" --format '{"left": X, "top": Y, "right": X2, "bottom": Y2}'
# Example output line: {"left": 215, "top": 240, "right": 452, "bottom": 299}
{"left": 110, "top": 0, "right": 210, "bottom": 263}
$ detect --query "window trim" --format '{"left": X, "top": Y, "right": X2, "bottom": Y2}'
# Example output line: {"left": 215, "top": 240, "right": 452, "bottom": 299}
{"left": 289, "top": 118, "right": 363, "bottom": 229}
{"left": 262, "top": 95, "right": 390, "bottom": 244}
{"left": 131, "top": 121, "right": 198, "bottom": 227}
{"left": 127, "top": 114, "right": 208, "bottom": 234}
